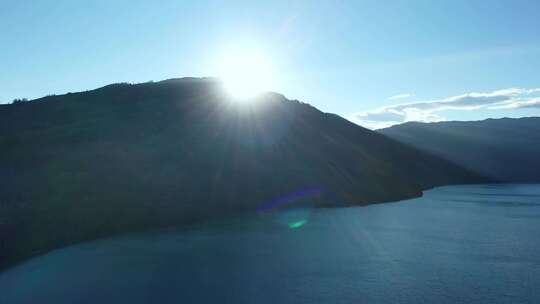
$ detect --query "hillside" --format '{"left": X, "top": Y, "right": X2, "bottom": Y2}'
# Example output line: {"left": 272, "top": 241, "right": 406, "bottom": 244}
{"left": 0, "top": 78, "right": 487, "bottom": 270}
{"left": 379, "top": 117, "right": 540, "bottom": 182}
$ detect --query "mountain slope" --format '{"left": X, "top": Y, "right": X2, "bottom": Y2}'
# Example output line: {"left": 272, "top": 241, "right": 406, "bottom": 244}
{"left": 0, "top": 78, "right": 487, "bottom": 270}
{"left": 379, "top": 117, "right": 540, "bottom": 182}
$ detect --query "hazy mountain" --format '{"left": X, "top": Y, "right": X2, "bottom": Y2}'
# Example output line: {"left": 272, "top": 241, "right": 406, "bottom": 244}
{"left": 379, "top": 117, "right": 540, "bottom": 182}
{"left": 0, "top": 78, "right": 487, "bottom": 269}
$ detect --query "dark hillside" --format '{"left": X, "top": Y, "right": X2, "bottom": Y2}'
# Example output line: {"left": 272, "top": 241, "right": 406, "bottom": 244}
{"left": 0, "top": 78, "right": 487, "bottom": 270}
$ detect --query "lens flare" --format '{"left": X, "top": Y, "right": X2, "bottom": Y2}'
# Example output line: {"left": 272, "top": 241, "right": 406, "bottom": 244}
{"left": 257, "top": 188, "right": 324, "bottom": 229}
{"left": 288, "top": 220, "right": 307, "bottom": 229}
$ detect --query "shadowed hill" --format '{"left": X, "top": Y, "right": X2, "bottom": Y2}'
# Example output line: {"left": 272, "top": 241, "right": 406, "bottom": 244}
{"left": 379, "top": 117, "right": 540, "bottom": 182}
{"left": 0, "top": 78, "right": 487, "bottom": 270}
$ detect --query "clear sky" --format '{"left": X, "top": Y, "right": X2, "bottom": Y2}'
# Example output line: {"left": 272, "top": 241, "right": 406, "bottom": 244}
{"left": 2, "top": 0, "right": 540, "bottom": 128}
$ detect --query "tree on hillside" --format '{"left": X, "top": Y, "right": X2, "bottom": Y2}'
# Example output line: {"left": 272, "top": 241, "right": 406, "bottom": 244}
{"left": 12, "top": 98, "right": 29, "bottom": 104}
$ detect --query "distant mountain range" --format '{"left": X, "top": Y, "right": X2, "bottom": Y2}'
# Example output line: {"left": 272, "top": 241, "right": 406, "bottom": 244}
{"left": 379, "top": 117, "right": 540, "bottom": 182}
{"left": 0, "top": 78, "right": 486, "bottom": 270}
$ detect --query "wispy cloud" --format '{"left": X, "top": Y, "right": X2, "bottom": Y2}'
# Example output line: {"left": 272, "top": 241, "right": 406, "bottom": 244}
{"left": 350, "top": 88, "right": 540, "bottom": 129}
{"left": 388, "top": 93, "right": 413, "bottom": 100}
{"left": 489, "top": 97, "right": 540, "bottom": 109}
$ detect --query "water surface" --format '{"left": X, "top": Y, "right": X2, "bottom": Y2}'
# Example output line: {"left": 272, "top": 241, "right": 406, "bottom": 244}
{"left": 2, "top": 184, "right": 540, "bottom": 303}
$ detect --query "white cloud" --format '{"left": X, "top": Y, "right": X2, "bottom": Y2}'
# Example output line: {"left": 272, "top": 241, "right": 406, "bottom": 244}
{"left": 350, "top": 88, "right": 540, "bottom": 129}
{"left": 388, "top": 93, "right": 413, "bottom": 100}
{"left": 489, "top": 97, "right": 540, "bottom": 109}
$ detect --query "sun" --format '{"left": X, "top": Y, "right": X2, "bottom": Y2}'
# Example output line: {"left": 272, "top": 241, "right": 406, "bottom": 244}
{"left": 218, "top": 49, "right": 274, "bottom": 100}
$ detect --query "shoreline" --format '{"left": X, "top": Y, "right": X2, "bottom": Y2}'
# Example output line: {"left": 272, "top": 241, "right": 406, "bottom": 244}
{"left": 2, "top": 181, "right": 518, "bottom": 273}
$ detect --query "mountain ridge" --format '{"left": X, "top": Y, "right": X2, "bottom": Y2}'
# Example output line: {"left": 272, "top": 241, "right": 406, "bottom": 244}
{"left": 379, "top": 116, "right": 540, "bottom": 182}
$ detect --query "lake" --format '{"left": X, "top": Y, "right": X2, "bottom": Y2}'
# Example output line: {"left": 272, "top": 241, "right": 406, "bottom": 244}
{"left": 1, "top": 184, "right": 540, "bottom": 303}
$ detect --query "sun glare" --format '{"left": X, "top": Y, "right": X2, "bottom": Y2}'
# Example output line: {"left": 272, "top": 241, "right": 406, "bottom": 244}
{"left": 218, "top": 49, "right": 274, "bottom": 100}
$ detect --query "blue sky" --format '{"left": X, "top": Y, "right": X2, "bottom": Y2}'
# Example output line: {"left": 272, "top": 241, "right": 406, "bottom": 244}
{"left": 1, "top": 0, "right": 540, "bottom": 128}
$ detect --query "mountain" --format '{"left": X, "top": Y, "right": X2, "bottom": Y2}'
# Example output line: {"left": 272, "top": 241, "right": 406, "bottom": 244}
{"left": 0, "top": 78, "right": 487, "bottom": 270}
{"left": 379, "top": 117, "right": 540, "bottom": 182}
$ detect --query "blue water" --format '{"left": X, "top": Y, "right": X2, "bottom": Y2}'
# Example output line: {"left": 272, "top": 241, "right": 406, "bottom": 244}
{"left": 2, "top": 184, "right": 540, "bottom": 304}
